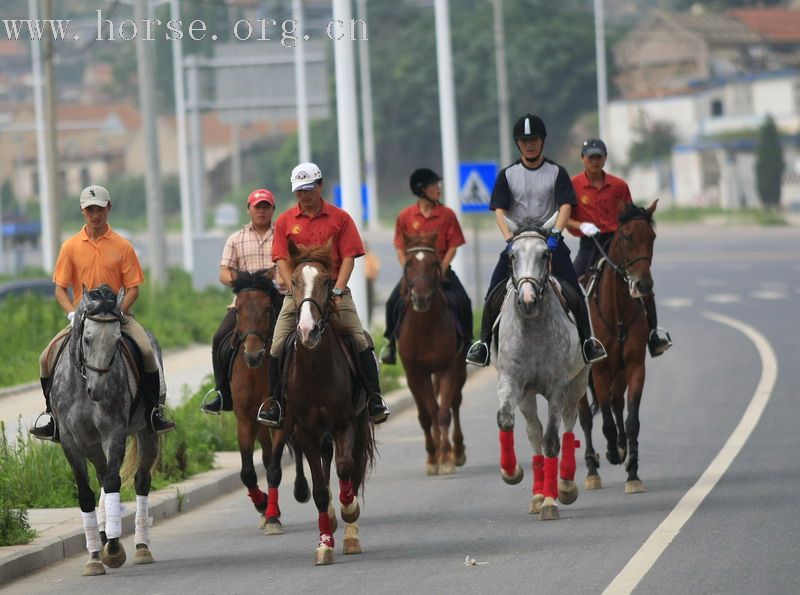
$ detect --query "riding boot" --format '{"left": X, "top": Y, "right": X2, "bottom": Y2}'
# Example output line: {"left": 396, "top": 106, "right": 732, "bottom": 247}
{"left": 143, "top": 371, "right": 176, "bottom": 434}
{"left": 30, "top": 377, "right": 59, "bottom": 442}
{"left": 201, "top": 351, "right": 234, "bottom": 415}
{"left": 466, "top": 281, "right": 507, "bottom": 366}
{"left": 358, "top": 349, "right": 390, "bottom": 424}
{"left": 576, "top": 299, "right": 607, "bottom": 364}
{"left": 641, "top": 294, "right": 672, "bottom": 357}
{"left": 379, "top": 339, "right": 397, "bottom": 365}
{"left": 257, "top": 356, "right": 284, "bottom": 428}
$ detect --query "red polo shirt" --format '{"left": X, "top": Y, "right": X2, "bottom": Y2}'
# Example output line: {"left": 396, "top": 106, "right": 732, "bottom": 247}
{"left": 569, "top": 171, "right": 633, "bottom": 236}
{"left": 272, "top": 200, "right": 365, "bottom": 282}
{"left": 393, "top": 202, "right": 466, "bottom": 261}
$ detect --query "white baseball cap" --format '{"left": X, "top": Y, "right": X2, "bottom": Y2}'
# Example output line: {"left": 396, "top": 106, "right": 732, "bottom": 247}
{"left": 79, "top": 185, "right": 111, "bottom": 209}
{"left": 290, "top": 162, "right": 322, "bottom": 192}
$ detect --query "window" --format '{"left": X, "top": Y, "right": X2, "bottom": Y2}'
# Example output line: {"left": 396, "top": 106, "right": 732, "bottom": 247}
{"left": 711, "top": 99, "right": 723, "bottom": 117}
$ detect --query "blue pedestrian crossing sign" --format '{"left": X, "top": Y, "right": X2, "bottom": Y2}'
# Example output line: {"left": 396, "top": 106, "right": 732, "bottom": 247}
{"left": 459, "top": 162, "right": 496, "bottom": 212}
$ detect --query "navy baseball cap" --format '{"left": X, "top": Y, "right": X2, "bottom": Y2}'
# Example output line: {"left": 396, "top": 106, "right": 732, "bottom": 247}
{"left": 581, "top": 138, "right": 607, "bottom": 157}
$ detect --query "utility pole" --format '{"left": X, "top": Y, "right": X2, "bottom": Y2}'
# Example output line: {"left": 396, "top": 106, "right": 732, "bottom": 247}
{"left": 293, "top": 0, "right": 311, "bottom": 163}
{"left": 357, "top": 0, "right": 379, "bottom": 231}
{"left": 594, "top": 0, "right": 608, "bottom": 145}
{"left": 492, "top": 0, "right": 511, "bottom": 167}
{"left": 185, "top": 56, "right": 206, "bottom": 236}
{"left": 42, "top": 0, "right": 60, "bottom": 271}
{"left": 135, "top": 0, "right": 167, "bottom": 289}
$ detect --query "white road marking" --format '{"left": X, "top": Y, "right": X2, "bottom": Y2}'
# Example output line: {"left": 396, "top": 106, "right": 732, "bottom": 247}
{"left": 704, "top": 293, "right": 741, "bottom": 304}
{"left": 603, "top": 311, "right": 778, "bottom": 595}
{"left": 749, "top": 290, "right": 787, "bottom": 300}
{"left": 660, "top": 297, "right": 693, "bottom": 308}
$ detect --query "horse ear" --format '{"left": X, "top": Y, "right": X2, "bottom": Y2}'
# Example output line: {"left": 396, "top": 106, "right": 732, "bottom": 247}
{"left": 288, "top": 238, "right": 300, "bottom": 261}
{"left": 265, "top": 267, "right": 275, "bottom": 281}
{"left": 116, "top": 287, "right": 125, "bottom": 310}
{"left": 648, "top": 199, "right": 659, "bottom": 215}
{"left": 82, "top": 285, "right": 89, "bottom": 302}
{"left": 402, "top": 231, "right": 414, "bottom": 248}
{"left": 504, "top": 216, "right": 518, "bottom": 234}
{"left": 324, "top": 237, "right": 334, "bottom": 255}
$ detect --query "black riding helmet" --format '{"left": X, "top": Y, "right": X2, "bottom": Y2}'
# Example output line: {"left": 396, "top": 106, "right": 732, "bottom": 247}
{"left": 513, "top": 114, "right": 547, "bottom": 141}
{"left": 409, "top": 168, "right": 442, "bottom": 198}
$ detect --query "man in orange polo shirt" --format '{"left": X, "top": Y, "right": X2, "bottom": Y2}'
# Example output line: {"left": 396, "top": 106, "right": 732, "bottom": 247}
{"left": 380, "top": 168, "right": 472, "bottom": 365}
{"left": 255, "top": 162, "right": 390, "bottom": 428}
{"left": 566, "top": 138, "right": 672, "bottom": 357}
{"left": 30, "top": 185, "right": 175, "bottom": 440}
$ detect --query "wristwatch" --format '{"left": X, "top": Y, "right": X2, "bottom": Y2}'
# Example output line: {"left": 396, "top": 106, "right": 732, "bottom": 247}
{"left": 332, "top": 287, "right": 344, "bottom": 297}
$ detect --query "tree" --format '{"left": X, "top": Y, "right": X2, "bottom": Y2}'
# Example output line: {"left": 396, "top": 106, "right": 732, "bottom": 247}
{"left": 627, "top": 119, "right": 676, "bottom": 166}
{"left": 755, "top": 116, "right": 784, "bottom": 210}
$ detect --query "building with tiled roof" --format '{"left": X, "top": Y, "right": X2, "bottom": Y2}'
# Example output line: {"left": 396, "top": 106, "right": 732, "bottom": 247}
{"left": 729, "top": 7, "right": 800, "bottom": 68}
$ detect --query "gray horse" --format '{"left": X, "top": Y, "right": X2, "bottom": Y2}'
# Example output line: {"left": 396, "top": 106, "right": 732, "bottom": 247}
{"left": 493, "top": 216, "right": 591, "bottom": 520}
{"left": 50, "top": 285, "right": 161, "bottom": 576}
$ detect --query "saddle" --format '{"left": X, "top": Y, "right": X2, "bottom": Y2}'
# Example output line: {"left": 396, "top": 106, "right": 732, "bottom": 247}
{"left": 582, "top": 258, "right": 607, "bottom": 299}
{"left": 214, "top": 329, "right": 241, "bottom": 388}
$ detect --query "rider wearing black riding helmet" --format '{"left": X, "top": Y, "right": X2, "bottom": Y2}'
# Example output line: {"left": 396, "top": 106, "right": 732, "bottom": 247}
{"left": 465, "top": 114, "right": 607, "bottom": 367}
{"left": 380, "top": 168, "right": 472, "bottom": 365}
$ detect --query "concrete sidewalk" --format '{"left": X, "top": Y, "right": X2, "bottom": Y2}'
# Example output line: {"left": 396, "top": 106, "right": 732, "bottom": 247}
{"left": 0, "top": 383, "right": 423, "bottom": 586}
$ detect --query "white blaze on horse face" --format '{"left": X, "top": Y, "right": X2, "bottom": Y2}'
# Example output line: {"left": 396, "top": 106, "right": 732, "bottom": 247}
{"left": 297, "top": 265, "right": 319, "bottom": 342}
{"left": 415, "top": 251, "right": 425, "bottom": 262}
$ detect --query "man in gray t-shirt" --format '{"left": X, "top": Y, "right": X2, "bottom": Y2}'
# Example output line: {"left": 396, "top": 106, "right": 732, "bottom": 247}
{"left": 465, "top": 114, "right": 607, "bottom": 367}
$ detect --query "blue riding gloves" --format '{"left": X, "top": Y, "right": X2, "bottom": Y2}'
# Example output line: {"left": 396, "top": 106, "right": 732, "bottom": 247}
{"left": 547, "top": 228, "right": 562, "bottom": 251}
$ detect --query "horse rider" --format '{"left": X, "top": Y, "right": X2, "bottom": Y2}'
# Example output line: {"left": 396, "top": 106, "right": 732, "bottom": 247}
{"left": 201, "top": 188, "right": 284, "bottom": 415}
{"left": 566, "top": 138, "right": 672, "bottom": 357}
{"left": 465, "top": 114, "right": 607, "bottom": 367}
{"left": 256, "top": 162, "right": 391, "bottom": 428}
{"left": 380, "top": 168, "right": 473, "bottom": 365}
{"left": 30, "top": 185, "right": 175, "bottom": 441}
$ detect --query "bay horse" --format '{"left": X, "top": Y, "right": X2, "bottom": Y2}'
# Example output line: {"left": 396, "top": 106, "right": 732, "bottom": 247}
{"left": 578, "top": 200, "right": 658, "bottom": 494}
{"left": 397, "top": 231, "right": 467, "bottom": 475}
{"left": 50, "top": 285, "right": 160, "bottom": 576}
{"left": 493, "top": 216, "right": 591, "bottom": 520}
{"left": 226, "top": 270, "right": 309, "bottom": 534}
{"left": 284, "top": 239, "right": 376, "bottom": 565}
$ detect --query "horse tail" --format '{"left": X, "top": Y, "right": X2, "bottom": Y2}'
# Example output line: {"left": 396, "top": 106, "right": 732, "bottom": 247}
{"left": 120, "top": 435, "right": 140, "bottom": 488}
{"left": 351, "top": 411, "right": 376, "bottom": 498}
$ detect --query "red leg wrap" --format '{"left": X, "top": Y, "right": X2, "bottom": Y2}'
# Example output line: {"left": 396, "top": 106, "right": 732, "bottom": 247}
{"left": 339, "top": 479, "right": 355, "bottom": 506}
{"left": 247, "top": 487, "right": 267, "bottom": 509}
{"left": 532, "top": 455, "right": 544, "bottom": 495}
{"left": 543, "top": 457, "right": 558, "bottom": 499}
{"left": 318, "top": 512, "right": 334, "bottom": 547}
{"left": 266, "top": 487, "right": 280, "bottom": 518}
{"left": 499, "top": 430, "right": 517, "bottom": 474}
{"left": 559, "top": 432, "right": 579, "bottom": 481}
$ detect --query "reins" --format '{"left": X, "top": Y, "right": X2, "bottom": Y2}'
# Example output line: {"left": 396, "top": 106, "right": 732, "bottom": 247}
{"left": 77, "top": 313, "right": 122, "bottom": 378}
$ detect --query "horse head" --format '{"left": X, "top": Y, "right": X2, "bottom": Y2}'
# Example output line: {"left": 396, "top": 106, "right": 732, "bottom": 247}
{"left": 609, "top": 200, "right": 658, "bottom": 298}
{"left": 76, "top": 285, "right": 124, "bottom": 401}
{"left": 402, "top": 230, "right": 441, "bottom": 312}
{"left": 289, "top": 238, "right": 334, "bottom": 350}
{"left": 232, "top": 268, "right": 275, "bottom": 368}
{"left": 506, "top": 215, "right": 555, "bottom": 318}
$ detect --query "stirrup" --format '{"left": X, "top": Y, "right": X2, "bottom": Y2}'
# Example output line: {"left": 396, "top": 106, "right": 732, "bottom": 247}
{"left": 30, "top": 412, "right": 59, "bottom": 442}
{"left": 378, "top": 343, "right": 396, "bottom": 365}
{"left": 200, "top": 388, "right": 224, "bottom": 416}
{"left": 465, "top": 341, "right": 490, "bottom": 367}
{"left": 256, "top": 400, "right": 283, "bottom": 429}
{"left": 582, "top": 338, "right": 607, "bottom": 364}
{"left": 648, "top": 328, "right": 673, "bottom": 357}
{"left": 368, "top": 394, "right": 390, "bottom": 425}
{"left": 150, "top": 404, "right": 176, "bottom": 435}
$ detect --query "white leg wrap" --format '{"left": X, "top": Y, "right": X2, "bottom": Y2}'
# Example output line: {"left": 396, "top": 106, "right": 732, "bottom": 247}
{"left": 104, "top": 492, "right": 122, "bottom": 539}
{"left": 96, "top": 488, "right": 106, "bottom": 533}
{"left": 81, "top": 511, "right": 102, "bottom": 553}
{"left": 135, "top": 495, "right": 152, "bottom": 546}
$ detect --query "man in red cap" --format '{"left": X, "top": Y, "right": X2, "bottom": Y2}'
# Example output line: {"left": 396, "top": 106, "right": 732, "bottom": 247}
{"left": 201, "top": 188, "right": 283, "bottom": 414}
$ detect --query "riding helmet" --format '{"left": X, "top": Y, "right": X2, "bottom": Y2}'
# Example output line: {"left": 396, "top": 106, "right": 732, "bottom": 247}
{"left": 409, "top": 168, "right": 442, "bottom": 197}
{"left": 513, "top": 114, "right": 547, "bottom": 140}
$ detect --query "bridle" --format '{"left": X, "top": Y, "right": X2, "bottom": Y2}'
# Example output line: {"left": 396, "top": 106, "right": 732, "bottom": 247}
{"left": 403, "top": 246, "right": 441, "bottom": 292}
{"left": 234, "top": 287, "right": 273, "bottom": 346}
{"left": 77, "top": 313, "right": 122, "bottom": 379}
{"left": 293, "top": 260, "right": 334, "bottom": 337}
{"left": 509, "top": 230, "right": 550, "bottom": 303}
{"left": 591, "top": 216, "right": 653, "bottom": 293}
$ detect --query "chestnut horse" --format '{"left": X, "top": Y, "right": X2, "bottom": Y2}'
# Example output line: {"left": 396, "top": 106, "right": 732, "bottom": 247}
{"left": 227, "top": 270, "right": 309, "bottom": 533}
{"left": 283, "top": 240, "right": 376, "bottom": 565}
{"left": 578, "top": 201, "right": 658, "bottom": 494}
{"left": 397, "top": 231, "right": 467, "bottom": 475}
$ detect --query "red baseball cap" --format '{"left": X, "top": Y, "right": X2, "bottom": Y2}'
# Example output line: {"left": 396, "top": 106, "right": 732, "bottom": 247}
{"left": 247, "top": 188, "right": 275, "bottom": 207}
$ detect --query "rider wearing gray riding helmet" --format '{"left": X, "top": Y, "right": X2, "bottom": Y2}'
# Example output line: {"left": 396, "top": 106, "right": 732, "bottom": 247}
{"left": 566, "top": 138, "right": 671, "bottom": 357}
{"left": 465, "top": 114, "right": 607, "bottom": 367}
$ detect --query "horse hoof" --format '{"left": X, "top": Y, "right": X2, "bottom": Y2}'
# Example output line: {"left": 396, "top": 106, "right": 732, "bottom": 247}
{"left": 101, "top": 541, "right": 126, "bottom": 568}
{"left": 295, "top": 480, "right": 311, "bottom": 504}
{"left": 501, "top": 465, "right": 524, "bottom": 485}
{"left": 558, "top": 480, "right": 579, "bottom": 505}
{"left": 584, "top": 475, "right": 602, "bottom": 490}
{"left": 340, "top": 501, "right": 360, "bottom": 524}
{"left": 529, "top": 494, "right": 544, "bottom": 514}
{"left": 315, "top": 545, "right": 334, "bottom": 565}
{"left": 83, "top": 559, "right": 106, "bottom": 576}
{"left": 426, "top": 462, "right": 439, "bottom": 476}
{"left": 625, "top": 480, "right": 646, "bottom": 494}
{"left": 540, "top": 504, "right": 560, "bottom": 521}
{"left": 264, "top": 517, "right": 284, "bottom": 535}
{"left": 439, "top": 460, "right": 456, "bottom": 475}
{"left": 343, "top": 538, "right": 362, "bottom": 555}
{"left": 454, "top": 451, "right": 467, "bottom": 467}
{"left": 606, "top": 448, "right": 626, "bottom": 465}
{"left": 133, "top": 545, "right": 154, "bottom": 565}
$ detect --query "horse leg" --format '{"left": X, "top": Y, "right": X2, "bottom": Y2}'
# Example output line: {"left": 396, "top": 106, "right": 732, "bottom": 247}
{"left": 624, "top": 365, "right": 646, "bottom": 494}
{"left": 332, "top": 425, "right": 363, "bottom": 556}
{"left": 518, "top": 391, "right": 544, "bottom": 514}
{"left": 264, "top": 429, "right": 286, "bottom": 535}
{"left": 321, "top": 436, "right": 337, "bottom": 534}
{"left": 539, "top": 391, "right": 565, "bottom": 521}
{"left": 291, "top": 434, "right": 311, "bottom": 503}
{"left": 435, "top": 373, "right": 457, "bottom": 475}
{"left": 496, "top": 373, "right": 524, "bottom": 485}
{"left": 451, "top": 370, "right": 467, "bottom": 467}
{"left": 578, "top": 394, "right": 602, "bottom": 490}
{"left": 99, "top": 434, "right": 127, "bottom": 569}
{"left": 299, "top": 432, "right": 335, "bottom": 566}
{"left": 406, "top": 367, "right": 440, "bottom": 475}
{"left": 558, "top": 386, "right": 582, "bottom": 506}
{"left": 236, "top": 421, "right": 267, "bottom": 524}
{"left": 133, "top": 432, "right": 159, "bottom": 565}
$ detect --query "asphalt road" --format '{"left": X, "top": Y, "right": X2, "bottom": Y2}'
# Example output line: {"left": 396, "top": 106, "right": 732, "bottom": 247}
{"left": 4, "top": 224, "right": 799, "bottom": 594}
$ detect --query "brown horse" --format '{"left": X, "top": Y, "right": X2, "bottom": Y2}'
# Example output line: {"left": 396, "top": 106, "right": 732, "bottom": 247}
{"left": 397, "top": 231, "right": 467, "bottom": 475}
{"left": 578, "top": 200, "right": 658, "bottom": 494}
{"left": 227, "top": 270, "right": 309, "bottom": 533}
{"left": 283, "top": 239, "right": 376, "bottom": 565}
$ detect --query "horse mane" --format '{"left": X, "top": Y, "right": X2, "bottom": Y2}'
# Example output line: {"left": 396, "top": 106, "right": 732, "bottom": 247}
{"left": 618, "top": 203, "right": 653, "bottom": 226}
{"left": 514, "top": 217, "right": 549, "bottom": 236}
{"left": 289, "top": 243, "right": 333, "bottom": 274}
{"left": 404, "top": 231, "right": 437, "bottom": 250}
{"left": 82, "top": 284, "right": 120, "bottom": 316}
{"left": 232, "top": 269, "right": 274, "bottom": 294}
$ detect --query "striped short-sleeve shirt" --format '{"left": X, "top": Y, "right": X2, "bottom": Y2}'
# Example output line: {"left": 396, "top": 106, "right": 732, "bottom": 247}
{"left": 220, "top": 223, "right": 275, "bottom": 273}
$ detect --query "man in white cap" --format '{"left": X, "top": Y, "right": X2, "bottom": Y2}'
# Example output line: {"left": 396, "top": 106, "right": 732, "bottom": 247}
{"left": 256, "top": 163, "right": 390, "bottom": 427}
{"left": 30, "top": 185, "right": 175, "bottom": 440}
